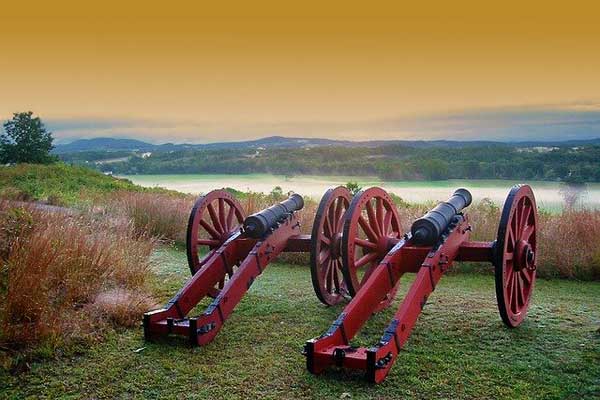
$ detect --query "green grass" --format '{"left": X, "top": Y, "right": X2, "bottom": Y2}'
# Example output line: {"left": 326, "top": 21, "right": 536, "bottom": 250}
{"left": 1, "top": 247, "right": 599, "bottom": 399}
{"left": 0, "top": 163, "right": 179, "bottom": 206}
{"left": 0, "top": 163, "right": 139, "bottom": 205}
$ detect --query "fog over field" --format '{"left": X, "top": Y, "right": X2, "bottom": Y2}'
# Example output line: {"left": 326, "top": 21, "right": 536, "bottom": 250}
{"left": 121, "top": 174, "right": 600, "bottom": 211}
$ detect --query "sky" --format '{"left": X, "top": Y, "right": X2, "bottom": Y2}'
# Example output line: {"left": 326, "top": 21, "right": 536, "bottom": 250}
{"left": 1, "top": 1, "right": 599, "bottom": 143}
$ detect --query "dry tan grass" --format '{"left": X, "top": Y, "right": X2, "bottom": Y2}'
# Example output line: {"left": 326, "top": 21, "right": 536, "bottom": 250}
{"left": 538, "top": 209, "right": 600, "bottom": 279}
{"left": 398, "top": 198, "right": 600, "bottom": 279}
{"left": 105, "top": 191, "right": 193, "bottom": 245}
{"left": 105, "top": 188, "right": 600, "bottom": 279}
{"left": 0, "top": 202, "right": 156, "bottom": 350}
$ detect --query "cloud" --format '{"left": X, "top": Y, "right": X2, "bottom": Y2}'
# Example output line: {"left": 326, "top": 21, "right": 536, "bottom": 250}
{"left": 40, "top": 102, "right": 600, "bottom": 143}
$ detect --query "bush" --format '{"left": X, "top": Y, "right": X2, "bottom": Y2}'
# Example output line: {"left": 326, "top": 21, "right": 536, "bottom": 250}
{"left": 0, "top": 202, "right": 156, "bottom": 358}
{"left": 0, "top": 163, "right": 181, "bottom": 208}
{"left": 538, "top": 209, "right": 600, "bottom": 279}
{"left": 106, "top": 191, "right": 193, "bottom": 245}
{"left": 0, "top": 163, "right": 144, "bottom": 206}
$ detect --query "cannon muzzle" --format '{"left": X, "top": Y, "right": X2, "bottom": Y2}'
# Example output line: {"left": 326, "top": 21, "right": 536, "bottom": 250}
{"left": 410, "top": 188, "right": 472, "bottom": 245}
{"left": 243, "top": 194, "right": 304, "bottom": 238}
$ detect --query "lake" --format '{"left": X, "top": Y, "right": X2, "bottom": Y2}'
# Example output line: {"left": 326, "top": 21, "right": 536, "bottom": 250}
{"left": 121, "top": 174, "right": 600, "bottom": 211}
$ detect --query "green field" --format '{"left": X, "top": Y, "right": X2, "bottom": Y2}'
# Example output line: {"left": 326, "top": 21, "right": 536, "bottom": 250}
{"left": 2, "top": 247, "right": 598, "bottom": 399}
{"left": 122, "top": 174, "right": 600, "bottom": 211}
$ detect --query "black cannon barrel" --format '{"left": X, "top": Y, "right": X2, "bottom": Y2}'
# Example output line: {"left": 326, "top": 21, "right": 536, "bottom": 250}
{"left": 243, "top": 194, "right": 304, "bottom": 238}
{"left": 410, "top": 188, "right": 472, "bottom": 245}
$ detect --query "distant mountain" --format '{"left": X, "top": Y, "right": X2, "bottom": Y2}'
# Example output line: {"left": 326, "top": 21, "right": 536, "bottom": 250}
{"left": 53, "top": 135, "right": 600, "bottom": 154}
{"left": 53, "top": 138, "right": 157, "bottom": 153}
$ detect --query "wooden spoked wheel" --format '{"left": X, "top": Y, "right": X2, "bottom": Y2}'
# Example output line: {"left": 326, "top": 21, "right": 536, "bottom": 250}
{"left": 342, "top": 187, "right": 403, "bottom": 311}
{"left": 494, "top": 184, "right": 538, "bottom": 328}
{"left": 186, "top": 190, "right": 246, "bottom": 297}
{"left": 310, "top": 187, "right": 352, "bottom": 306}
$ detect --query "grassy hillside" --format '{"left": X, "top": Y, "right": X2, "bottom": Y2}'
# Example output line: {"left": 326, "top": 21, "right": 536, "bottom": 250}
{"left": 0, "top": 163, "right": 172, "bottom": 206}
{"left": 1, "top": 248, "right": 598, "bottom": 399}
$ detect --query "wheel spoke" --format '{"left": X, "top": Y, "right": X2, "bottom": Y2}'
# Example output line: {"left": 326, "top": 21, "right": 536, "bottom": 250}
{"left": 506, "top": 263, "right": 514, "bottom": 286}
{"left": 383, "top": 210, "right": 393, "bottom": 236}
{"left": 508, "top": 282, "right": 514, "bottom": 313}
{"left": 327, "top": 200, "right": 336, "bottom": 233}
{"left": 319, "top": 249, "right": 330, "bottom": 266}
{"left": 332, "top": 260, "right": 341, "bottom": 292}
{"left": 522, "top": 224, "right": 535, "bottom": 242}
{"left": 355, "top": 238, "right": 377, "bottom": 250}
{"left": 320, "top": 236, "right": 331, "bottom": 246}
{"left": 521, "top": 269, "right": 532, "bottom": 285}
{"left": 376, "top": 198, "right": 385, "bottom": 236}
{"left": 336, "top": 199, "right": 347, "bottom": 233}
{"left": 521, "top": 205, "right": 532, "bottom": 231}
{"left": 323, "top": 213, "right": 333, "bottom": 237}
{"left": 358, "top": 216, "right": 378, "bottom": 242}
{"left": 505, "top": 267, "right": 513, "bottom": 299}
{"left": 511, "top": 211, "right": 518, "bottom": 242}
{"left": 218, "top": 198, "right": 227, "bottom": 233}
{"left": 355, "top": 252, "right": 378, "bottom": 269}
{"left": 326, "top": 260, "right": 334, "bottom": 292}
{"left": 366, "top": 201, "right": 381, "bottom": 237}
{"left": 514, "top": 273, "right": 522, "bottom": 311}
{"left": 516, "top": 273, "right": 525, "bottom": 307}
{"left": 197, "top": 239, "right": 221, "bottom": 247}
{"left": 514, "top": 201, "right": 522, "bottom": 233}
{"left": 331, "top": 199, "right": 341, "bottom": 232}
{"left": 505, "top": 252, "right": 514, "bottom": 261}
{"left": 507, "top": 225, "right": 516, "bottom": 250}
{"left": 226, "top": 204, "right": 236, "bottom": 231}
{"left": 200, "top": 219, "right": 222, "bottom": 239}
{"left": 207, "top": 203, "right": 224, "bottom": 234}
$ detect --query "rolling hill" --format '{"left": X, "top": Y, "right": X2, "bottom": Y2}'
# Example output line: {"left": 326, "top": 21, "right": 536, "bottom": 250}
{"left": 53, "top": 136, "right": 600, "bottom": 154}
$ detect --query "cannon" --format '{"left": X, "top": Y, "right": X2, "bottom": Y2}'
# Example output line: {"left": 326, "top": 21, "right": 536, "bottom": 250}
{"left": 411, "top": 188, "right": 472, "bottom": 245}
{"left": 143, "top": 187, "right": 356, "bottom": 345}
{"left": 304, "top": 184, "right": 538, "bottom": 383}
{"left": 143, "top": 184, "right": 538, "bottom": 383}
{"left": 243, "top": 194, "right": 304, "bottom": 238}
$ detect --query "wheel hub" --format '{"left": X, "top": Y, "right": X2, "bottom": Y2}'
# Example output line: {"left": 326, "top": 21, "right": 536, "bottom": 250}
{"left": 330, "top": 233, "right": 342, "bottom": 258}
{"left": 515, "top": 239, "right": 535, "bottom": 271}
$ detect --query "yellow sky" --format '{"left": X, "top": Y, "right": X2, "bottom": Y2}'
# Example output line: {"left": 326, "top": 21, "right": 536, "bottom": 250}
{"left": 1, "top": 1, "right": 599, "bottom": 141}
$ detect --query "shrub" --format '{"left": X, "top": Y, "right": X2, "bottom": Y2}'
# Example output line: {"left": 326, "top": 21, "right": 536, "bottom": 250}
{"left": 537, "top": 209, "right": 600, "bottom": 279}
{"left": 0, "top": 202, "right": 156, "bottom": 358}
{"left": 106, "top": 191, "right": 193, "bottom": 245}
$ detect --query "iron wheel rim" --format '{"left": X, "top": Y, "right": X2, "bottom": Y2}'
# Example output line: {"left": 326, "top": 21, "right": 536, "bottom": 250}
{"left": 310, "top": 186, "right": 352, "bottom": 305}
{"left": 494, "top": 184, "right": 538, "bottom": 328}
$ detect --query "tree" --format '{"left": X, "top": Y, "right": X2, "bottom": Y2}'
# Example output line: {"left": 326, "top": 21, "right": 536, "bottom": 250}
{"left": 0, "top": 112, "right": 56, "bottom": 164}
{"left": 419, "top": 159, "right": 449, "bottom": 180}
{"left": 345, "top": 181, "right": 363, "bottom": 195}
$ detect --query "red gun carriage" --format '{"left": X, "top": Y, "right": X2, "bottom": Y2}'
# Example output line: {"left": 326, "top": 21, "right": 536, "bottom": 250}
{"left": 143, "top": 184, "right": 538, "bottom": 384}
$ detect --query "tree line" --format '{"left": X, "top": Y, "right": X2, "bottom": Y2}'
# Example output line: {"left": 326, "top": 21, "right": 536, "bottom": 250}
{"left": 2, "top": 111, "right": 597, "bottom": 183}
{"left": 90, "top": 144, "right": 600, "bottom": 182}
